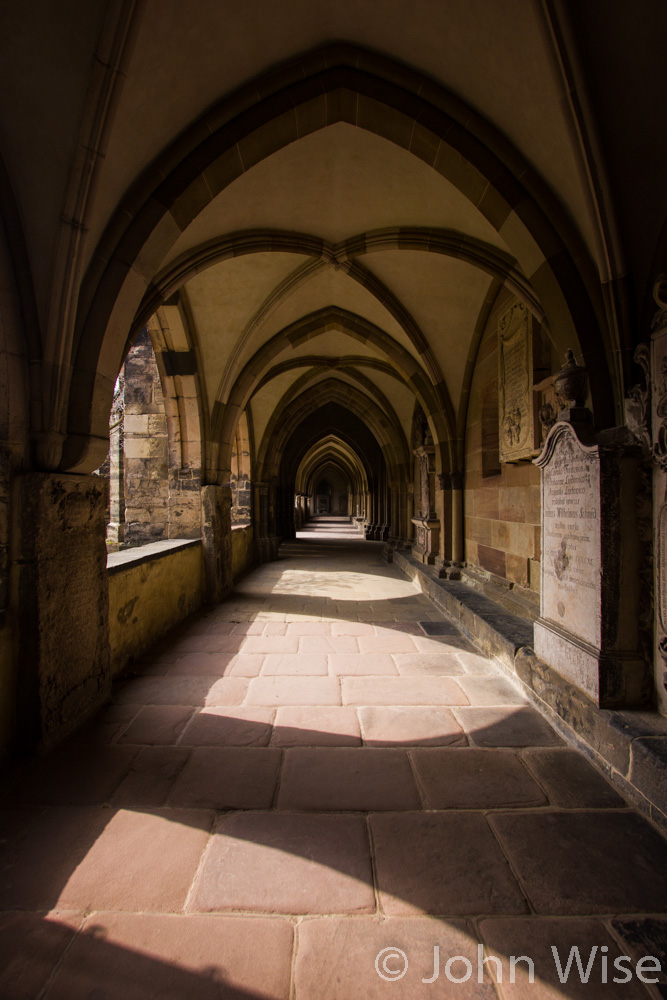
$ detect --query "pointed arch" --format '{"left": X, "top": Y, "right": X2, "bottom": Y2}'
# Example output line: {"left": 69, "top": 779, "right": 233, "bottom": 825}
{"left": 62, "top": 43, "right": 614, "bottom": 474}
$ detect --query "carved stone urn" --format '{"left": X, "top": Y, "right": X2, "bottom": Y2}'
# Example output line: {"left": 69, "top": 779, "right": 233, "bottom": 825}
{"left": 554, "top": 349, "right": 587, "bottom": 409}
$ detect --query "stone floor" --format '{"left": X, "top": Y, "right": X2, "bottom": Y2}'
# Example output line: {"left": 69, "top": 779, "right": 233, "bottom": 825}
{"left": 2, "top": 519, "right": 667, "bottom": 998}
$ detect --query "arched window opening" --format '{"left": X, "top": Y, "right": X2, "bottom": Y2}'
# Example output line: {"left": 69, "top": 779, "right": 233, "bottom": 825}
{"left": 230, "top": 410, "right": 252, "bottom": 527}
{"left": 96, "top": 327, "right": 201, "bottom": 549}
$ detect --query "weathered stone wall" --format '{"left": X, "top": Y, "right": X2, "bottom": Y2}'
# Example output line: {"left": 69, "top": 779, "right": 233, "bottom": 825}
{"left": 464, "top": 291, "right": 551, "bottom": 596}
{"left": 12, "top": 474, "right": 110, "bottom": 750}
{"left": 201, "top": 484, "right": 233, "bottom": 603}
{"left": 232, "top": 523, "right": 254, "bottom": 580}
{"left": 122, "top": 328, "right": 170, "bottom": 546}
{"left": 108, "top": 542, "right": 204, "bottom": 676}
{"left": 231, "top": 476, "right": 252, "bottom": 526}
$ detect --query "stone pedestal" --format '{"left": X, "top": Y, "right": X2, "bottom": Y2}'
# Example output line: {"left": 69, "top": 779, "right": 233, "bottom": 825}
{"left": 12, "top": 473, "right": 111, "bottom": 750}
{"left": 533, "top": 422, "right": 648, "bottom": 707}
{"left": 411, "top": 517, "right": 440, "bottom": 565}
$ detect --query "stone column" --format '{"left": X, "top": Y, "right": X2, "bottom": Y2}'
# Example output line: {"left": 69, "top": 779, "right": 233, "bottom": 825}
{"left": 201, "top": 484, "right": 232, "bottom": 605}
{"left": 106, "top": 376, "right": 125, "bottom": 550}
{"left": 434, "top": 471, "right": 463, "bottom": 577}
{"left": 12, "top": 473, "right": 110, "bottom": 750}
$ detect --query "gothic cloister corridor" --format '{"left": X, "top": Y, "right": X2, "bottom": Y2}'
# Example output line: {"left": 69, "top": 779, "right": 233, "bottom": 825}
{"left": 3, "top": 2, "right": 667, "bottom": 995}
{"left": 1, "top": 521, "right": 666, "bottom": 999}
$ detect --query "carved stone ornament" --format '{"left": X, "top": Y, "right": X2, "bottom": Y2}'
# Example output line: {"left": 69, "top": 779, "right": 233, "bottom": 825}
{"left": 651, "top": 273, "right": 667, "bottom": 333}
{"left": 539, "top": 401, "right": 557, "bottom": 437}
{"left": 651, "top": 309, "right": 667, "bottom": 473}
{"left": 624, "top": 343, "right": 651, "bottom": 452}
{"left": 553, "top": 349, "right": 588, "bottom": 411}
{"left": 498, "top": 302, "right": 535, "bottom": 462}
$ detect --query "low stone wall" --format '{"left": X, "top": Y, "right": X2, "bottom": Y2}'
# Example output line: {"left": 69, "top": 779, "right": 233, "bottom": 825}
{"left": 108, "top": 540, "right": 203, "bottom": 676}
{"left": 232, "top": 524, "right": 254, "bottom": 580}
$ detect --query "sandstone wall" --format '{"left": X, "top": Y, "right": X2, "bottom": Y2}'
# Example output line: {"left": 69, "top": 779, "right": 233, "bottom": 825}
{"left": 232, "top": 524, "right": 254, "bottom": 580}
{"left": 464, "top": 291, "right": 546, "bottom": 597}
{"left": 108, "top": 542, "right": 204, "bottom": 676}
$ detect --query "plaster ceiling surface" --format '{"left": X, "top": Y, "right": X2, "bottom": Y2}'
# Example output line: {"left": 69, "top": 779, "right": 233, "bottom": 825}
{"left": 163, "top": 124, "right": 507, "bottom": 265}
{"left": 249, "top": 369, "right": 313, "bottom": 447}
{"left": 354, "top": 367, "right": 416, "bottom": 440}
{"left": 266, "top": 333, "right": 384, "bottom": 367}
{"left": 295, "top": 366, "right": 416, "bottom": 443}
{"left": 86, "top": 0, "right": 595, "bottom": 269}
{"left": 183, "top": 251, "right": 302, "bottom": 403}
{"left": 365, "top": 251, "right": 495, "bottom": 410}
{"left": 231, "top": 265, "right": 417, "bottom": 374}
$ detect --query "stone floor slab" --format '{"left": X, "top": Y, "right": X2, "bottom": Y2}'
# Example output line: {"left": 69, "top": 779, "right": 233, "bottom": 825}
{"left": 202, "top": 677, "right": 249, "bottom": 706}
{"left": 392, "top": 652, "right": 466, "bottom": 676}
{"left": 179, "top": 706, "right": 274, "bottom": 746}
{"left": 165, "top": 652, "right": 236, "bottom": 675}
{"left": 190, "top": 812, "right": 375, "bottom": 914}
{"left": 0, "top": 806, "right": 212, "bottom": 912}
{"left": 331, "top": 622, "right": 375, "bottom": 635}
{"left": 371, "top": 812, "right": 528, "bottom": 916}
{"left": 240, "top": 636, "right": 300, "bottom": 654}
{"left": 295, "top": 916, "right": 498, "bottom": 999}
{"left": 169, "top": 747, "right": 282, "bottom": 808}
{"left": 412, "top": 749, "right": 547, "bottom": 808}
{"left": 171, "top": 634, "right": 244, "bottom": 654}
{"left": 478, "top": 917, "right": 653, "bottom": 998}
{"left": 358, "top": 635, "right": 419, "bottom": 653}
{"left": 330, "top": 653, "right": 398, "bottom": 675}
{"left": 111, "top": 747, "right": 191, "bottom": 807}
{"left": 490, "top": 810, "right": 667, "bottom": 914}
{"left": 0, "top": 910, "right": 83, "bottom": 1000}
{"left": 113, "top": 675, "right": 223, "bottom": 707}
{"left": 456, "top": 675, "right": 527, "bottom": 706}
{"left": 360, "top": 706, "right": 467, "bottom": 747}
{"left": 286, "top": 621, "right": 332, "bottom": 635}
{"left": 117, "top": 705, "right": 196, "bottom": 745}
{"left": 278, "top": 748, "right": 421, "bottom": 810}
{"left": 246, "top": 676, "right": 342, "bottom": 705}
{"left": 45, "top": 912, "right": 294, "bottom": 1000}
{"left": 519, "top": 748, "right": 626, "bottom": 808}
{"left": 456, "top": 707, "right": 564, "bottom": 747}
{"left": 262, "top": 652, "right": 329, "bottom": 675}
{"left": 15, "top": 745, "right": 137, "bottom": 806}
{"left": 271, "top": 706, "right": 362, "bottom": 746}
{"left": 226, "top": 653, "right": 266, "bottom": 676}
{"left": 342, "top": 676, "right": 468, "bottom": 706}
{"left": 299, "top": 635, "right": 360, "bottom": 653}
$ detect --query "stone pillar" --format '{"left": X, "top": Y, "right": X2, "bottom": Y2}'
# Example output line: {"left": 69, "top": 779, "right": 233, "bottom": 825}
{"left": 106, "top": 413, "right": 125, "bottom": 549}
{"left": 12, "top": 473, "right": 110, "bottom": 750}
{"left": 434, "top": 472, "right": 463, "bottom": 578}
{"left": 201, "top": 484, "right": 232, "bottom": 605}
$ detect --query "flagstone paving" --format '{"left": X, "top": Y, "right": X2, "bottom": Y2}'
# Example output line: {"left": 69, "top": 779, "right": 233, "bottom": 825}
{"left": 1, "top": 518, "right": 666, "bottom": 998}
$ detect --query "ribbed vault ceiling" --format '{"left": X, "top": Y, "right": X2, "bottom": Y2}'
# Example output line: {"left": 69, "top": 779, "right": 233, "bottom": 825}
{"left": 159, "top": 119, "right": 522, "bottom": 475}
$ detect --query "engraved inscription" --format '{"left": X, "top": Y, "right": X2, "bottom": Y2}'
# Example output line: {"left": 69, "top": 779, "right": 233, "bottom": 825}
{"left": 539, "top": 427, "right": 602, "bottom": 647}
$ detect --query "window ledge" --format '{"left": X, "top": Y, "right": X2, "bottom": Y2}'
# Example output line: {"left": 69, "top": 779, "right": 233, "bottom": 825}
{"left": 107, "top": 538, "right": 201, "bottom": 575}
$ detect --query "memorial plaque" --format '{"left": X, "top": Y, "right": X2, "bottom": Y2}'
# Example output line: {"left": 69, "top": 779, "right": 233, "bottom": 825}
{"left": 534, "top": 419, "right": 648, "bottom": 708}
{"left": 537, "top": 424, "right": 601, "bottom": 647}
{"left": 498, "top": 302, "right": 534, "bottom": 462}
